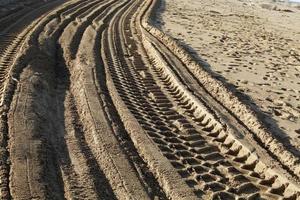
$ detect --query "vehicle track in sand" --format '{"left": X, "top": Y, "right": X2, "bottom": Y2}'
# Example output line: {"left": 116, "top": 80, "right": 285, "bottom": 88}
{"left": 0, "top": 0, "right": 299, "bottom": 199}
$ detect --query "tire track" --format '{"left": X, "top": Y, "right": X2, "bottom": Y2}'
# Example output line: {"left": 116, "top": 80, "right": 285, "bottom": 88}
{"left": 139, "top": 0, "right": 300, "bottom": 196}
{"left": 101, "top": 0, "right": 300, "bottom": 199}
{"left": 102, "top": 0, "right": 200, "bottom": 199}
{"left": 0, "top": 0, "right": 119, "bottom": 199}
{"left": 8, "top": 43, "right": 65, "bottom": 200}
{"left": 61, "top": 4, "right": 152, "bottom": 198}
{"left": 88, "top": 3, "right": 168, "bottom": 199}
{"left": 55, "top": 0, "right": 164, "bottom": 198}
{"left": 4, "top": 0, "right": 153, "bottom": 198}
{"left": 53, "top": 1, "right": 141, "bottom": 199}
{"left": 0, "top": 0, "right": 65, "bottom": 35}
{"left": 2, "top": 0, "right": 299, "bottom": 199}
{"left": 0, "top": 0, "right": 54, "bottom": 33}
{"left": 0, "top": 0, "right": 88, "bottom": 106}
{"left": 143, "top": 0, "right": 300, "bottom": 182}
{"left": 0, "top": 1, "right": 84, "bottom": 198}
{"left": 145, "top": 44, "right": 299, "bottom": 199}
{"left": 53, "top": 53, "right": 117, "bottom": 199}
{"left": 59, "top": 0, "right": 118, "bottom": 60}
{"left": 4, "top": 0, "right": 122, "bottom": 199}
{"left": 0, "top": 0, "right": 65, "bottom": 83}
{"left": 34, "top": 1, "right": 129, "bottom": 198}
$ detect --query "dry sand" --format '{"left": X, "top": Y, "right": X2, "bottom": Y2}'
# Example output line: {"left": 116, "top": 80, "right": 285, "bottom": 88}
{"left": 1, "top": 0, "right": 300, "bottom": 198}
{"left": 157, "top": 0, "right": 300, "bottom": 145}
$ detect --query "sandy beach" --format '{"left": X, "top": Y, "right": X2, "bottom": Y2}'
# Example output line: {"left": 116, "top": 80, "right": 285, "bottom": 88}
{"left": 1, "top": 0, "right": 300, "bottom": 198}
{"left": 157, "top": 0, "right": 300, "bottom": 146}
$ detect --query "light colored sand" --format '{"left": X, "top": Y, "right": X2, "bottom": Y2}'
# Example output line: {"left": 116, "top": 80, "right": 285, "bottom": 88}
{"left": 2, "top": 0, "right": 300, "bottom": 197}
{"left": 158, "top": 0, "right": 300, "bottom": 144}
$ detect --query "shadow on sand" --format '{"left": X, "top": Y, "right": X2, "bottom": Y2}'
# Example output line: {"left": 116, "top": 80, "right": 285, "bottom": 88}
{"left": 152, "top": 0, "right": 300, "bottom": 166}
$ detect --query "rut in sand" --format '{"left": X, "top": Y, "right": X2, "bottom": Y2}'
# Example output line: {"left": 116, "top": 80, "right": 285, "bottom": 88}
{"left": 0, "top": 0, "right": 299, "bottom": 199}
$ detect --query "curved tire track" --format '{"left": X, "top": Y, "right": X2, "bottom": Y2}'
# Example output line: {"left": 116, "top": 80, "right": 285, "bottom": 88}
{"left": 102, "top": 0, "right": 300, "bottom": 199}
{"left": 1, "top": 0, "right": 299, "bottom": 199}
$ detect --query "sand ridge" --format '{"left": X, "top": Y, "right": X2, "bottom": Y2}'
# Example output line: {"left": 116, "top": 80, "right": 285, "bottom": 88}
{"left": 0, "top": 0, "right": 300, "bottom": 199}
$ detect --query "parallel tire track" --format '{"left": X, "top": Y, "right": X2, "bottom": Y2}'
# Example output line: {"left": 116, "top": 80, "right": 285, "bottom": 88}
{"left": 1, "top": 0, "right": 299, "bottom": 199}
{"left": 143, "top": 0, "right": 300, "bottom": 182}
{"left": 4, "top": 0, "right": 167, "bottom": 199}
{"left": 57, "top": 0, "right": 162, "bottom": 198}
{"left": 102, "top": 0, "right": 300, "bottom": 199}
{"left": 6, "top": 0, "right": 115, "bottom": 198}
{"left": 0, "top": 1, "right": 86, "bottom": 198}
{"left": 2, "top": 1, "right": 123, "bottom": 199}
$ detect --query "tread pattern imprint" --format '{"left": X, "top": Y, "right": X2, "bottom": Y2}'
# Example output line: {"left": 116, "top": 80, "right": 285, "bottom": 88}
{"left": 0, "top": 0, "right": 299, "bottom": 199}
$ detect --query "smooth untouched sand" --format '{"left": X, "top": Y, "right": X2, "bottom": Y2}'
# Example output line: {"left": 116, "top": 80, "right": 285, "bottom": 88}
{"left": 157, "top": 0, "right": 300, "bottom": 147}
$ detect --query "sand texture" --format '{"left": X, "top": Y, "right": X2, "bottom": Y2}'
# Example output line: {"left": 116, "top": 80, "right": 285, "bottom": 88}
{"left": 0, "top": 0, "right": 300, "bottom": 199}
